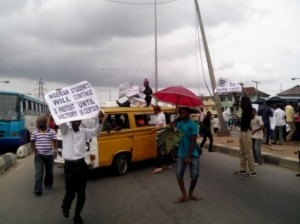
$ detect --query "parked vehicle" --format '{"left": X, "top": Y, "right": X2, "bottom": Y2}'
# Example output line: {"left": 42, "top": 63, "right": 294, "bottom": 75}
{"left": 54, "top": 106, "right": 177, "bottom": 175}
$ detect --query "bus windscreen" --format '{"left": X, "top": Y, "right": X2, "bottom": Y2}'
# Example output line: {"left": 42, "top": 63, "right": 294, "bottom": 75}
{"left": 0, "top": 94, "right": 19, "bottom": 121}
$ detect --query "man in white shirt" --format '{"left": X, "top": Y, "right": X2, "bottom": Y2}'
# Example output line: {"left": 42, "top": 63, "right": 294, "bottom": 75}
{"left": 272, "top": 104, "right": 286, "bottom": 145}
{"left": 60, "top": 111, "right": 105, "bottom": 224}
{"left": 151, "top": 105, "right": 169, "bottom": 174}
{"left": 251, "top": 108, "right": 264, "bottom": 165}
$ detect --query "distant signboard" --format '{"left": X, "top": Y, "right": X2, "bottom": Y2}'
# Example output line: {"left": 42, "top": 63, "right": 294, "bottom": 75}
{"left": 215, "top": 78, "right": 242, "bottom": 94}
{"left": 45, "top": 81, "right": 100, "bottom": 125}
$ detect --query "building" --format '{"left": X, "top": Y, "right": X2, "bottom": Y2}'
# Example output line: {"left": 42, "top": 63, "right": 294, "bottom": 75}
{"left": 218, "top": 87, "right": 269, "bottom": 116}
{"left": 200, "top": 95, "right": 217, "bottom": 115}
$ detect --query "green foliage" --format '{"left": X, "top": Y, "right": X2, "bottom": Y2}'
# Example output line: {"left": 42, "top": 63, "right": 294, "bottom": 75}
{"left": 156, "top": 126, "right": 184, "bottom": 155}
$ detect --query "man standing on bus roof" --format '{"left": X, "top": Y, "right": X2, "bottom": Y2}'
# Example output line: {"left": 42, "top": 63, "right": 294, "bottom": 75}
{"left": 60, "top": 111, "right": 105, "bottom": 224}
{"left": 31, "top": 116, "right": 58, "bottom": 196}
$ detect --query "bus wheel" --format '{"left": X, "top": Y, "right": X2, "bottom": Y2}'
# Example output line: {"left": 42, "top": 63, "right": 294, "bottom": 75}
{"left": 170, "top": 148, "right": 178, "bottom": 162}
{"left": 113, "top": 154, "right": 128, "bottom": 176}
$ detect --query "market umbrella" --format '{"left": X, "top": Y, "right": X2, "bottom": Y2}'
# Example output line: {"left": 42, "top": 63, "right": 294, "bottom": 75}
{"left": 254, "top": 98, "right": 266, "bottom": 105}
{"left": 266, "top": 96, "right": 284, "bottom": 104}
{"left": 152, "top": 86, "right": 203, "bottom": 108}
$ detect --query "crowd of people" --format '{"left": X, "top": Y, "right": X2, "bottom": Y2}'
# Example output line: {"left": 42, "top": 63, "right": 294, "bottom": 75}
{"left": 30, "top": 78, "right": 300, "bottom": 223}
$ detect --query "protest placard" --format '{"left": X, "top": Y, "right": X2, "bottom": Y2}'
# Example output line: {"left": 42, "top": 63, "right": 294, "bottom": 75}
{"left": 215, "top": 78, "right": 242, "bottom": 94}
{"left": 45, "top": 81, "right": 100, "bottom": 125}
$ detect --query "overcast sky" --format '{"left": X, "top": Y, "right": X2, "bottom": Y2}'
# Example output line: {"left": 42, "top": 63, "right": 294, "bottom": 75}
{"left": 0, "top": 0, "right": 300, "bottom": 102}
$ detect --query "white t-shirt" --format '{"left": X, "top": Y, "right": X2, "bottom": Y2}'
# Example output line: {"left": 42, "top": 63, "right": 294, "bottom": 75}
{"left": 274, "top": 108, "right": 286, "bottom": 126}
{"left": 212, "top": 117, "right": 220, "bottom": 129}
{"left": 156, "top": 112, "right": 166, "bottom": 129}
{"left": 251, "top": 115, "right": 264, "bottom": 140}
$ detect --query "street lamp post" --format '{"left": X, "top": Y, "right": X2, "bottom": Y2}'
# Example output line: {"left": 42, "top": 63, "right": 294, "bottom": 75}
{"left": 101, "top": 68, "right": 118, "bottom": 101}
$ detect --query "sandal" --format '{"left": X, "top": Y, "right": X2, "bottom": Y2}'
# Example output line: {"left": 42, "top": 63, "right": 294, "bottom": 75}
{"left": 174, "top": 196, "right": 188, "bottom": 203}
{"left": 151, "top": 168, "right": 163, "bottom": 174}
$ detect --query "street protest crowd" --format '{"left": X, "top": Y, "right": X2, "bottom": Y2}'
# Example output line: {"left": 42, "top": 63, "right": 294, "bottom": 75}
{"left": 28, "top": 78, "right": 300, "bottom": 224}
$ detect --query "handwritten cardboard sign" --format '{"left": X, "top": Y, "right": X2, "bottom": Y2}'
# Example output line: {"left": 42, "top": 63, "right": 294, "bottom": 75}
{"left": 215, "top": 78, "right": 242, "bottom": 94}
{"left": 45, "top": 81, "right": 100, "bottom": 125}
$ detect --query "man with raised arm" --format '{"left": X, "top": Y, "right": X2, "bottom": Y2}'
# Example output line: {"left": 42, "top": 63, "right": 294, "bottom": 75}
{"left": 233, "top": 84, "right": 257, "bottom": 176}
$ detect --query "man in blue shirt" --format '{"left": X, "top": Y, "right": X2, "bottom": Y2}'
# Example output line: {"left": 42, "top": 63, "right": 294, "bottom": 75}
{"left": 175, "top": 107, "right": 201, "bottom": 203}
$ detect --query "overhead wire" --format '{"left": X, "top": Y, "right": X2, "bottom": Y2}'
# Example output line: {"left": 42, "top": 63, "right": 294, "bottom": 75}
{"left": 104, "top": 0, "right": 177, "bottom": 5}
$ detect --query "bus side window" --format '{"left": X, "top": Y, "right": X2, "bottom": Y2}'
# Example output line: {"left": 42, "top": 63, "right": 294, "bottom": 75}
{"left": 121, "top": 114, "right": 129, "bottom": 129}
{"left": 135, "top": 115, "right": 146, "bottom": 126}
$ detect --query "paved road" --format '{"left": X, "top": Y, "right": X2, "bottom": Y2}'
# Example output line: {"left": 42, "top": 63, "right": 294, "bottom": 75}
{"left": 1, "top": 151, "right": 300, "bottom": 224}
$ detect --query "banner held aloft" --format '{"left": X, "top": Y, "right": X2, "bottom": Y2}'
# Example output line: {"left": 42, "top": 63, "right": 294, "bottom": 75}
{"left": 45, "top": 81, "right": 100, "bottom": 125}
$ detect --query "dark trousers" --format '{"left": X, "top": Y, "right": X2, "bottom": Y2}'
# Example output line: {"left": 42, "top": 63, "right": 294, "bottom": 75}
{"left": 34, "top": 153, "right": 54, "bottom": 193}
{"left": 263, "top": 123, "right": 271, "bottom": 144}
{"left": 200, "top": 130, "right": 213, "bottom": 151}
{"left": 62, "top": 159, "right": 88, "bottom": 217}
{"left": 156, "top": 144, "right": 172, "bottom": 168}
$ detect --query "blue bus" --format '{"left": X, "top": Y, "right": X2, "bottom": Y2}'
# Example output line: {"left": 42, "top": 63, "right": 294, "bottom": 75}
{"left": 0, "top": 91, "right": 49, "bottom": 151}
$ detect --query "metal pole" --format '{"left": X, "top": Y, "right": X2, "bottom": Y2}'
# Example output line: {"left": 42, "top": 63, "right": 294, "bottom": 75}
{"left": 154, "top": 0, "right": 158, "bottom": 92}
{"left": 193, "top": 0, "right": 229, "bottom": 136}
{"left": 101, "top": 68, "right": 118, "bottom": 101}
{"left": 252, "top": 80, "right": 261, "bottom": 100}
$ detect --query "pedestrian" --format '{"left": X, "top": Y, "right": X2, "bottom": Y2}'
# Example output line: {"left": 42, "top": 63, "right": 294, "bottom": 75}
{"left": 60, "top": 111, "right": 105, "bottom": 224}
{"left": 197, "top": 107, "right": 205, "bottom": 136}
{"left": 211, "top": 114, "right": 220, "bottom": 134}
{"left": 233, "top": 83, "right": 257, "bottom": 176}
{"left": 250, "top": 108, "right": 264, "bottom": 165}
{"left": 222, "top": 108, "right": 231, "bottom": 129}
{"left": 269, "top": 104, "right": 276, "bottom": 141}
{"left": 31, "top": 116, "right": 58, "bottom": 196}
{"left": 257, "top": 101, "right": 273, "bottom": 145}
{"left": 285, "top": 101, "right": 296, "bottom": 142}
{"left": 151, "top": 105, "right": 172, "bottom": 174}
{"left": 272, "top": 104, "right": 286, "bottom": 145}
{"left": 200, "top": 111, "right": 214, "bottom": 152}
{"left": 175, "top": 107, "right": 201, "bottom": 203}
{"left": 142, "top": 78, "right": 153, "bottom": 106}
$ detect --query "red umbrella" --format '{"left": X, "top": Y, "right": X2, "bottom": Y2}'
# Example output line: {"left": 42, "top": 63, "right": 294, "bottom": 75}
{"left": 152, "top": 86, "right": 203, "bottom": 108}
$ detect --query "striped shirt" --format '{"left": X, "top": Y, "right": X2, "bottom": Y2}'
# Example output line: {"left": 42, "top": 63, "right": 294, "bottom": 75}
{"left": 31, "top": 128, "right": 57, "bottom": 155}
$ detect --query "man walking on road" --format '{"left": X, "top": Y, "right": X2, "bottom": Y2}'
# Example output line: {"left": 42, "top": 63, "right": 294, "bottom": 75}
{"left": 151, "top": 105, "right": 172, "bottom": 174}
{"left": 233, "top": 84, "right": 256, "bottom": 176}
{"left": 31, "top": 116, "right": 57, "bottom": 196}
{"left": 60, "top": 111, "right": 105, "bottom": 224}
{"left": 175, "top": 107, "right": 201, "bottom": 203}
{"left": 200, "top": 111, "right": 214, "bottom": 152}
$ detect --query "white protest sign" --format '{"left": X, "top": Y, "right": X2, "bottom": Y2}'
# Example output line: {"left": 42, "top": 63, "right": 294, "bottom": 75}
{"left": 215, "top": 78, "right": 242, "bottom": 94}
{"left": 45, "top": 81, "right": 100, "bottom": 125}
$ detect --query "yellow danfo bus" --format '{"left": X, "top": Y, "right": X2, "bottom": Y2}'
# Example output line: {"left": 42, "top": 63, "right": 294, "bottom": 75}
{"left": 55, "top": 106, "right": 177, "bottom": 175}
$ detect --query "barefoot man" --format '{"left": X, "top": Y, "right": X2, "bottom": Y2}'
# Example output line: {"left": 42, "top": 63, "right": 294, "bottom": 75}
{"left": 175, "top": 107, "right": 201, "bottom": 203}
